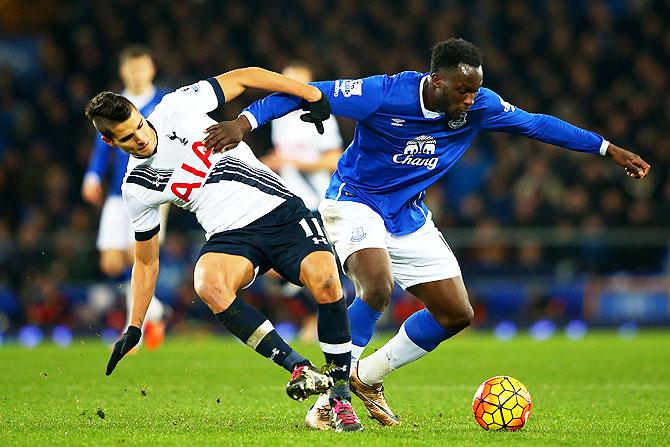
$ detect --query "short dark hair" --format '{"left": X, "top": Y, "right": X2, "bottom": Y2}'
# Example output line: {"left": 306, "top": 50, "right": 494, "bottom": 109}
{"left": 84, "top": 91, "right": 135, "bottom": 138}
{"left": 119, "top": 44, "right": 154, "bottom": 64}
{"left": 430, "top": 38, "right": 482, "bottom": 73}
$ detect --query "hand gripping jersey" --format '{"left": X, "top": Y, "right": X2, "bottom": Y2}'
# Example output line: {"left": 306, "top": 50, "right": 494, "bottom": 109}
{"left": 86, "top": 86, "right": 168, "bottom": 196}
{"left": 123, "top": 79, "right": 293, "bottom": 241}
{"left": 243, "top": 71, "right": 609, "bottom": 235}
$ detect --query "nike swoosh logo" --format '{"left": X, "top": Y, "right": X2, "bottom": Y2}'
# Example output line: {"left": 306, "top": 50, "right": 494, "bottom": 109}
{"left": 360, "top": 395, "right": 399, "bottom": 421}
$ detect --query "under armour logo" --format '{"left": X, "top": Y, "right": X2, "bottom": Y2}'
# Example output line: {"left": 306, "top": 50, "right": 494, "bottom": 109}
{"left": 269, "top": 348, "right": 280, "bottom": 361}
{"left": 167, "top": 131, "right": 188, "bottom": 145}
{"left": 312, "top": 236, "right": 328, "bottom": 245}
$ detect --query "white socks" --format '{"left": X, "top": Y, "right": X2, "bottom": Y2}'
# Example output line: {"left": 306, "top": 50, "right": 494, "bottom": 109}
{"left": 350, "top": 344, "right": 366, "bottom": 371}
{"left": 357, "top": 324, "right": 429, "bottom": 385}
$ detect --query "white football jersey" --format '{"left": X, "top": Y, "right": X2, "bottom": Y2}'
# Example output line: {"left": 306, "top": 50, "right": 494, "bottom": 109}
{"left": 271, "top": 111, "right": 342, "bottom": 211}
{"left": 122, "top": 79, "right": 292, "bottom": 241}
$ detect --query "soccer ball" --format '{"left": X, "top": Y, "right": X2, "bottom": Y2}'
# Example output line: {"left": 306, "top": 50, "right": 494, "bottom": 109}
{"left": 472, "top": 376, "right": 532, "bottom": 431}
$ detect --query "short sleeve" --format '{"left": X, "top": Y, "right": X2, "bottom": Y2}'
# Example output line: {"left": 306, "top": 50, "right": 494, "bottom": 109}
{"left": 155, "top": 78, "right": 225, "bottom": 115}
{"left": 122, "top": 190, "right": 161, "bottom": 241}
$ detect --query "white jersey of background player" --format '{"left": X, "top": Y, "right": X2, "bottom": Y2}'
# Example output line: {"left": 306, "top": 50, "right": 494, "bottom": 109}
{"left": 264, "top": 61, "right": 342, "bottom": 211}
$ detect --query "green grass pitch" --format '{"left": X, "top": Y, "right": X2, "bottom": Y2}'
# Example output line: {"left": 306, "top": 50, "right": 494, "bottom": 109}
{"left": 1, "top": 331, "right": 668, "bottom": 446}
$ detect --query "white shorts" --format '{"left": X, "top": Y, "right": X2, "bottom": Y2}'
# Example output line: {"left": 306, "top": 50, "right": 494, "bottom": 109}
{"left": 318, "top": 199, "right": 461, "bottom": 289}
{"left": 97, "top": 195, "right": 133, "bottom": 251}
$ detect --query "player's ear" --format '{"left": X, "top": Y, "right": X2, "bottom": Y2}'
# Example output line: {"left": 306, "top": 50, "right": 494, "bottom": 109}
{"left": 430, "top": 73, "right": 443, "bottom": 88}
{"left": 101, "top": 135, "right": 115, "bottom": 147}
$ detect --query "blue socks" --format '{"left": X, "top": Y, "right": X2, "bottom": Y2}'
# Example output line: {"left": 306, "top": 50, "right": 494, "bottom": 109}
{"left": 348, "top": 297, "right": 383, "bottom": 349}
{"left": 403, "top": 308, "right": 458, "bottom": 352}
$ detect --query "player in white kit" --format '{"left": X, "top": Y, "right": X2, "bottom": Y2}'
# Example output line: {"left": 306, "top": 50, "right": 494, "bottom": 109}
{"left": 81, "top": 45, "right": 169, "bottom": 349}
{"left": 263, "top": 61, "right": 343, "bottom": 342}
{"left": 84, "top": 67, "right": 362, "bottom": 432}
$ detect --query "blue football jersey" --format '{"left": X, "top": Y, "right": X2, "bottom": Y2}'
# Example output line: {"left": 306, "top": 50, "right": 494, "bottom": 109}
{"left": 85, "top": 87, "right": 168, "bottom": 196}
{"left": 244, "top": 71, "right": 607, "bottom": 235}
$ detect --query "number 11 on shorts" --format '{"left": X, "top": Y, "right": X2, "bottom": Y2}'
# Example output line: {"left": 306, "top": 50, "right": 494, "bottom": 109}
{"left": 299, "top": 218, "right": 328, "bottom": 245}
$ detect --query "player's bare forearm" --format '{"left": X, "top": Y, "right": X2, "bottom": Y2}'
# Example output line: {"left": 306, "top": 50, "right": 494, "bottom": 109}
{"left": 105, "top": 236, "right": 158, "bottom": 376}
{"left": 129, "top": 262, "right": 158, "bottom": 327}
{"left": 604, "top": 143, "right": 651, "bottom": 179}
{"left": 214, "top": 67, "right": 322, "bottom": 103}
{"left": 129, "top": 237, "right": 160, "bottom": 327}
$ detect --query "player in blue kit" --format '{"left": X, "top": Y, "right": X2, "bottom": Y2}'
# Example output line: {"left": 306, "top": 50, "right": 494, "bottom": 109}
{"left": 82, "top": 45, "right": 170, "bottom": 349}
{"left": 203, "top": 38, "right": 651, "bottom": 428}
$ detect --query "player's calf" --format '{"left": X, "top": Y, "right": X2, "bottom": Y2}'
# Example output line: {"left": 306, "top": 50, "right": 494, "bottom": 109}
{"left": 316, "top": 298, "right": 352, "bottom": 395}
{"left": 214, "top": 297, "right": 312, "bottom": 373}
{"left": 433, "top": 303, "right": 474, "bottom": 333}
{"left": 300, "top": 252, "right": 353, "bottom": 397}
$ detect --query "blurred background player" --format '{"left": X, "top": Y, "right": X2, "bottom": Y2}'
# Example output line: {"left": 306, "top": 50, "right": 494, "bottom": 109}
{"left": 81, "top": 44, "right": 170, "bottom": 349}
{"left": 261, "top": 61, "right": 343, "bottom": 343}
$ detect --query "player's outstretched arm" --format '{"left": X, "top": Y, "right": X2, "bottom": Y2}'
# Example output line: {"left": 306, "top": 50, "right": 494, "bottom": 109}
{"left": 480, "top": 90, "right": 651, "bottom": 179}
{"left": 604, "top": 143, "right": 650, "bottom": 179}
{"left": 204, "top": 68, "right": 331, "bottom": 152}
{"left": 105, "top": 234, "right": 160, "bottom": 375}
{"left": 204, "top": 95, "right": 331, "bottom": 153}
{"left": 213, "top": 67, "right": 322, "bottom": 104}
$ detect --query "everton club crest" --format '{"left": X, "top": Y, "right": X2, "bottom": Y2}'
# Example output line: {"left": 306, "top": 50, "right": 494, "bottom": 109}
{"left": 351, "top": 226, "right": 366, "bottom": 242}
{"left": 448, "top": 111, "right": 467, "bottom": 129}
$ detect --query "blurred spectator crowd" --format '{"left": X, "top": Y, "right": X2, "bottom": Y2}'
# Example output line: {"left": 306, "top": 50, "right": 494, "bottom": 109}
{"left": 0, "top": 0, "right": 668, "bottom": 334}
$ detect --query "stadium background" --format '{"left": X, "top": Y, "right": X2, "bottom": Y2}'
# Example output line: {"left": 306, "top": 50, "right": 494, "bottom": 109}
{"left": 0, "top": 0, "right": 668, "bottom": 343}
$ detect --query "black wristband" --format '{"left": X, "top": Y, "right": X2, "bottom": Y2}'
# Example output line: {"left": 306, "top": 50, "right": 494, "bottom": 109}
{"left": 126, "top": 326, "right": 141, "bottom": 336}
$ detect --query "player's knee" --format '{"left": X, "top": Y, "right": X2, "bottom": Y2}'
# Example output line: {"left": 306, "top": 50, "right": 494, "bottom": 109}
{"left": 440, "top": 303, "right": 474, "bottom": 332}
{"left": 302, "top": 267, "right": 342, "bottom": 304}
{"left": 360, "top": 278, "right": 394, "bottom": 310}
{"left": 300, "top": 252, "right": 342, "bottom": 303}
{"left": 456, "top": 304, "right": 475, "bottom": 330}
{"left": 309, "top": 273, "right": 342, "bottom": 304}
{"left": 193, "top": 277, "right": 236, "bottom": 313}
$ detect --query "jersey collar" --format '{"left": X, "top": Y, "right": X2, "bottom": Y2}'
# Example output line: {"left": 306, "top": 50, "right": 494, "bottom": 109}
{"left": 419, "top": 75, "right": 443, "bottom": 119}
